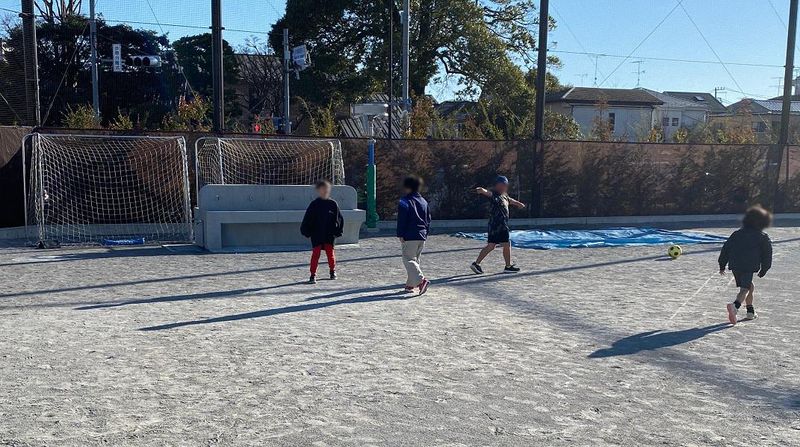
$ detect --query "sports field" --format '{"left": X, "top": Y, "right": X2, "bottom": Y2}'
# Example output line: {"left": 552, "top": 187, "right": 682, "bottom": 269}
{"left": 1, "top": 228, "right": 799, "bottom": 446}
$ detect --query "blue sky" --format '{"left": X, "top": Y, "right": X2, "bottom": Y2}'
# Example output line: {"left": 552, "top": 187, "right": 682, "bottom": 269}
{"left": 0, "top": 0, "right": 794, "bottom": 104}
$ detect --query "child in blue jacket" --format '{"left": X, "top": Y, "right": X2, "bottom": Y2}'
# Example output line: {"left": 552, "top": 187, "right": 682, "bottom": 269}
{"left": 397, "top": 175, "right": 432, "bottom": 295}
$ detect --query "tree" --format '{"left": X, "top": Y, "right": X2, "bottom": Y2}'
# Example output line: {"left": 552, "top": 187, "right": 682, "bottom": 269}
{"left": 0, "top": 15, "right": 184, "bottom": 127}
{"left": 237, "top": 38, "right": 283, "bottom": 120}
{"left": 173, "top": 33, "right": 242, "bottom": 122}
{"left": 36, "top": 0, "right": 82, "bottom": 23}
{"left": 271, "top": 0, "right": 545, "bottom": 102}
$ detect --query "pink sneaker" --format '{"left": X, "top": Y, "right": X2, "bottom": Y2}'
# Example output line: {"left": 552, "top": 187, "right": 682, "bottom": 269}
{"left": 418, "top": 278, "right": 430, "bottom": 296}
{"left": 726, "top": 303, "right": 738, "bottom": 325}
{"left": 404, "top": 286, "right": 415, "bottom": 293}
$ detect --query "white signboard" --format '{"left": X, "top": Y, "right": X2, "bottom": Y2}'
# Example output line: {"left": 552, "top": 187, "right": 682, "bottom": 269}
{"left": 292, "top": 45, "right": 310, "bottom": 70}
{"left": 112, "top": 44, "right": 123, "bottom": 72}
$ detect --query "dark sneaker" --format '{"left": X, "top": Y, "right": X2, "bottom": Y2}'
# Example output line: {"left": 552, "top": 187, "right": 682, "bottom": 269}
{"left": 470, "top": 262, "right": 484, "bottom": 274}
{"left": 330, "top": 270, "right": 337, "bottom": 280}
{"left": 503, "top": 264, "right": 520, "bottom": 273}
{"left": 308, "top": 275, "right": 317, "bottom": 284}
{"left": 418, "top": 278, "right": 430, "bottom": 295}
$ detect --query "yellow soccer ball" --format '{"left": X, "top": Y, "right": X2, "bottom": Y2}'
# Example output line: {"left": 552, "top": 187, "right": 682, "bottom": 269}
{"left": 667, "top": 244, "right": 683, "bottom": 259}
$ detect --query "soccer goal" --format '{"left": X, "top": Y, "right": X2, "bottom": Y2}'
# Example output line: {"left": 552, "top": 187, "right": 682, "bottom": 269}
{"left": 25, "top": 133, "right": 193, "bottom": 246}
{"left": 194, "top": 137, "right": 345, "bottom": 197}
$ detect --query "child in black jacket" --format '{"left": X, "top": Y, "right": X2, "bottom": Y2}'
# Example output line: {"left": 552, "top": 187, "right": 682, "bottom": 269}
{"left": 719, "top": 205, "right": 773, "bottom": 324}
{"left": 301, "top": 180, "right": 344, "bottom": 284}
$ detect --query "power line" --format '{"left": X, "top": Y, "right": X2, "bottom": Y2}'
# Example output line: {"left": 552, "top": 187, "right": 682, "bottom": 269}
{"left": 677, "top": 2, "right": 747, "bottom": 97}
{"left": 598, "top": 1, "right": 682, "bottom": 86}
{"left": 0, "top": 6, "right": 20, "bottom": 14}
{"left": 550, "top": 49, "right": 785, "bottom": 69}
{"left": 550, "top": 4, "right": 606, "bottom": 83}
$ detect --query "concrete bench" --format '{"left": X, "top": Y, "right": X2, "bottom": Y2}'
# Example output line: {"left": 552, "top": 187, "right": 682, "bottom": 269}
{"left": 196, "top": 185, "right": 365, "bottom": 252}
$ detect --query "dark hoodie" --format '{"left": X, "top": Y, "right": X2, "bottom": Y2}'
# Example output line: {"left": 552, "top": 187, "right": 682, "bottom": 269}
{"left": 301, "top": 198, "right": 344, "bottom": 246}
{"left": 718, "top": 227, "right": 773, "bottom": 275}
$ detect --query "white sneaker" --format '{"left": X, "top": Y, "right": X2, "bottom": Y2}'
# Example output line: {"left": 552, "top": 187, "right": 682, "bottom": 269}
{"left": 726, "top": 303, "right": 738, "bottom": 325}
{"left": 744, "top": 310, "right": 758, "bottom": 320}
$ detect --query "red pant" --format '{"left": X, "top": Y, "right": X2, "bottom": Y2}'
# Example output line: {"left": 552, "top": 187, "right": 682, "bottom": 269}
{"left": 310, "top": 243, "right": 335, "bottom": 274}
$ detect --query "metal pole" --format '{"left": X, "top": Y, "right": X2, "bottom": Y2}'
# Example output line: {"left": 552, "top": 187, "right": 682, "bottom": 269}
{"left": 20, "top": 0, "right": 40, "bottom": 126}
{"left": 533, "top": 0, "right": 549, "bottom": 141}
{"left": 366, "top": 117, "right": 378, "bottom": 229}
{"left": 211, "top": 0, "right": 224, "bottom": 132}
{"left": 387, "top": 0, "right": 393, "bottom": 140}
{"left": 778, "top": 0, "right": 798, "bottom": 210}
{"left": 283, "top": 28, "right": 291, "bottom": 135}
{"left": 89, "top": 0, "right": 100, "bottom": 121}
{"left": 401, "top": 0, "right": 410, "bottom": 112}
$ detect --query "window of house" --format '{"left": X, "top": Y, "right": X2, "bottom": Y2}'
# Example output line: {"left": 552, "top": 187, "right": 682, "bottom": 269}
{"left": 672, "top": 117, "right": 679, "bottom": 127}
{"left": 608, "top": 112, "right": 616, "bottom": 132}
{"left": 752, "top": 122, "right": 767, "bottom": 133}
{"left": 662, "top": 117, "right": 670, "bottom": 127}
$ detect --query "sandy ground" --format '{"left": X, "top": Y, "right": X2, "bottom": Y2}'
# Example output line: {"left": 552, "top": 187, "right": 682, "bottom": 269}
{"left": 0, "top": 228, "right": 799, "bottom": 446}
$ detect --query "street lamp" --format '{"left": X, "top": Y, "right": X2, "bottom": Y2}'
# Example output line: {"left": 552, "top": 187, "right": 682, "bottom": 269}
{"left": 351, "top": 102, "right": 388, "bottom": 230}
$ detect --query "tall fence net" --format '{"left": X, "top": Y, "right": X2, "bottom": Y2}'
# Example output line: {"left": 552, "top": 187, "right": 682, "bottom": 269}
{"left": 27, "top": 133, "right": 192, "bottom": 245}
{"left": 339, "top": 139, "right": 798, "bottom": 221}
{"left": 195, "top": 137, "right": 345, "bottom": 195}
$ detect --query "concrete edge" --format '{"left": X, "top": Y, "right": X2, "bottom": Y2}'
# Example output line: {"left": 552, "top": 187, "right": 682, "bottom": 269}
{"left": 375, "top": 213, "right": 800, "bottom": 231}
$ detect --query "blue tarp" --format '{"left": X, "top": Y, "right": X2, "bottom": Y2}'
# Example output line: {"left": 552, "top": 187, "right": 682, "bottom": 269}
{"left": 455, "top": 228, "right": 727, "bottom": 250}
{"left": 102, "top": 237, "right": 146, "bottom": 246}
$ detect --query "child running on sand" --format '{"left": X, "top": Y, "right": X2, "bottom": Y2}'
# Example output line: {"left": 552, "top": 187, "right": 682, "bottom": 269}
{"left": 470, "top": 175, "right": 526, "bottom": 274}
{"left": 301, "top": 180, "right": 344, "bottom": 284}
{"left": 396, "top": 175, "right": 432, "bottom": 295}
{"left": 719, "top": 205, "right": 773, "bottom": 325}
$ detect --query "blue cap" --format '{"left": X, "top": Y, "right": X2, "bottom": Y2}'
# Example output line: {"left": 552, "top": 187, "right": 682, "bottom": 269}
{"left": 495, "top": 175, "right": 509, "bottom": 185}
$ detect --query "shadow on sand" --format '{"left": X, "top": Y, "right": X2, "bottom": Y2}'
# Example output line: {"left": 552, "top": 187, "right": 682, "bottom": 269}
{"left": 588, "top": 323, "right": 730, "bottom": 358}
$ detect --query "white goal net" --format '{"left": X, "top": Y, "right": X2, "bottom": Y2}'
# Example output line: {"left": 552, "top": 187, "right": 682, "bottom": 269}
{"left": 195, "top": 137, "right": 345, "bottom": 195}
{"left": 26, "top": 134, "right": 193, "bottom": 245}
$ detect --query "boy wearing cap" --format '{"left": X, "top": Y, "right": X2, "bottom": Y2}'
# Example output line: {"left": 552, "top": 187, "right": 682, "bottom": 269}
{"left": 470, "top": 176, "right": 526, "bottom": 274}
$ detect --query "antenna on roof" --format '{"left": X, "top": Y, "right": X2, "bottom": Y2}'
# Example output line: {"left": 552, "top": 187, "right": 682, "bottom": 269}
{"left": 631, "top": 60, "right": 645, "bottom": 87}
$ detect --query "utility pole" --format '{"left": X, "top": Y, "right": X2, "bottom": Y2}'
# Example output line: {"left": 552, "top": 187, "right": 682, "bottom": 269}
{"left": 401, "top": 0, "right": 410, "bottom": 112}
{"left": 714, "top": 86, "right": 726, "bottom": 101}
{"left": 778, "top": 0, "right": 798, "bottom": 210}
{"left": 89, "top": 0, "right": 100, "bottom": 121}
{"left": 210, "top": 0, "right": 224, "bottom": 132}
{"left": 20, "top": 0, "right": 40, "bottom": 126}
{"left": 532, "top": 0, "right": 549, "bottom": 219}
{"left": 387, "top": 0, "right": 394, "bottom": 141}
{"left": 533, "top": 0, "right": 549, "bottom": 142}
{"left": 283, "top": 28, "right": 291, "bottom": 135}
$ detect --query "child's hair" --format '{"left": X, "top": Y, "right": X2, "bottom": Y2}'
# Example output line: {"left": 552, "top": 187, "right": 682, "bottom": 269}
{"left": 742, "top": 205, "right": 772, "bottom": 230}
{"left": 403, "top": 175, "right": 422, "bottom": 193}
{"left": 494, "top": 175, "right": 509, "bottom": 185}
{"left": 315, "top": 179, "right": 331, "bottom": 189}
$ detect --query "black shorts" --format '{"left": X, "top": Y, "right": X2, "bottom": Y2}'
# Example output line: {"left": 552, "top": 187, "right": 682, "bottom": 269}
{"left": 487, "top": 229, "right": 510, "bottom": 245}
{"left": 733, "top": 271, "right": 754, "bottom": 289}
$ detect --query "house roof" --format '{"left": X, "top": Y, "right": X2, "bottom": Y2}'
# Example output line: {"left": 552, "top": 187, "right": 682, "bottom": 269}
{"left": 638, "top": 88, "right": 707, "bottom": 110}
{"left": 546, "top": 87, "right": 662, "bottom": 106}
{"left": 663, "top": 91, "right": 727, "bottom": 114}
{"left": 435, "top": 100, "right": 477, "bottom": 119}
{"left": 727, "top": 99, "right": 800, "bottom": 115}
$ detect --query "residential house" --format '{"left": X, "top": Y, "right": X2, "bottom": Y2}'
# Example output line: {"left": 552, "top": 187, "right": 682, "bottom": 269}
{"left": 545, "top": 87, "right": 663, "bottom": 141}
{"left": 639, "top": 89, "right": 711, "bottom": 141}
{"left": 339, "top": 93, "right": 404, "bottom": 139}
{"left": 718, "top": 98, "right": 800, "bottom": 143}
